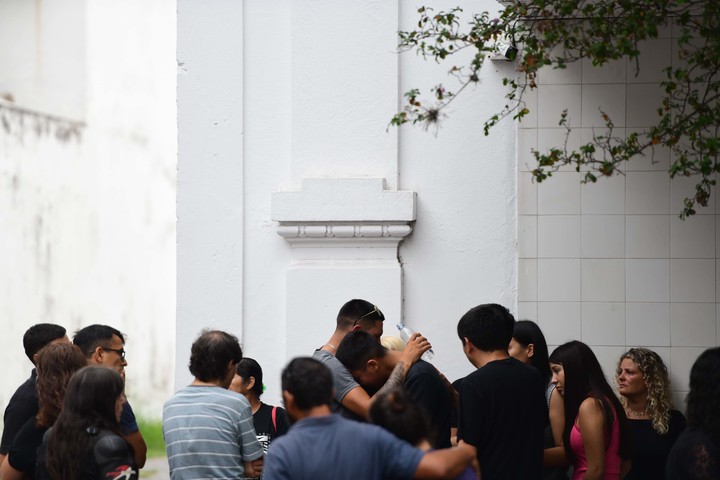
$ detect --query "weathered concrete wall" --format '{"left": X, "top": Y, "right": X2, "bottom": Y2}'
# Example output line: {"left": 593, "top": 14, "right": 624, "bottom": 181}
{"left": 0, "top": 0, "right": 176, "bottom": 419}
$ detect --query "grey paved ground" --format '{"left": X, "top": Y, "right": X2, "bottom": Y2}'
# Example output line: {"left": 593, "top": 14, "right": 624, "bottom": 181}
{"left": 141, "top": 456, "right": 170, "bottom": 479}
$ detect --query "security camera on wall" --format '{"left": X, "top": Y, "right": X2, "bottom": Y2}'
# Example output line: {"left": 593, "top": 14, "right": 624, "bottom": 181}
{"left": 494, "top": 42, "right": 518, "bottom": 61}
{"left": 492, "top": 41, "right": 518, "bottom": 61}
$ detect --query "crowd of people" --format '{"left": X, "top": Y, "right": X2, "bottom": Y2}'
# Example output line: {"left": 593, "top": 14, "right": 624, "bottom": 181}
{"left": 0, "top": 324, "right": 145, "bottom": 479}
{"left": 0, "top": 300, "right": 718, "bottom": 479}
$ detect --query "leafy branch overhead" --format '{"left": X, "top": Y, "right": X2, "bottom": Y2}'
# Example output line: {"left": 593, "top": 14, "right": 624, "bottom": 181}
{"left": 392, "top": 1, "right": 719, "bottom": 218}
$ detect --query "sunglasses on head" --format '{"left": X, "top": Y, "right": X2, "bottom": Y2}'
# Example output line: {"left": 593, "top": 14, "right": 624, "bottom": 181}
{"left": 353, "top": 305, "right": 383, "bottom": 326}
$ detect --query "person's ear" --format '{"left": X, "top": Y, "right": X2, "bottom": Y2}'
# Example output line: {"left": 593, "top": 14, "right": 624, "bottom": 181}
{"left": 527, "top": 343, "right": 535, "bottom": 358}
{"left": 463, "top": 337, "right": 474, "bottom": 353}
{"left": 283, "top": 391, "right": 294, "bottom": 410}
{"left": 351, "top": 324, "right": 363, "bottom": 332}
{"left": 246, "top": 376, "right": 256, "bottom": 390}
{"left": 222, "top": 361, "right": 236, "bottom": 387}
{"left": 367, "top": 359, "right": 379, "bottom": 371}
{"left": 91, "top": 346, "right": 104, "bottom": 364}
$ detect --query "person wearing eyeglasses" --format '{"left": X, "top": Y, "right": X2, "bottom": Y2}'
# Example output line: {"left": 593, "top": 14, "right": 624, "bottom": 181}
{"left": 313, "top": 299, "right": 431, "bottom": 421}
{"left": 73, "top": 324, "right": 147, "bottom": 468}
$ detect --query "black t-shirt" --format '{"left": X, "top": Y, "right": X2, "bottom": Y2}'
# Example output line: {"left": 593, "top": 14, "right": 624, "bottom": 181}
{"left": 0, "top": 370, "right": 39, "bottom": 454}
{"left": 7, "top": 417, "right": 47, "bottom": 478}
{"left": 625, "top": 409, "right": 686, "bottom": 480}
{"left": 404, "top": 360, "right": 453, "bottom": 449}
{"left": 253, "top": 403, "right": 290, "bottom": 454}
{"left": 458, "top": 357, "right": 547, "bottom": 480}
{"left": 666, "top": 427, "right": 719, "bottom": 480}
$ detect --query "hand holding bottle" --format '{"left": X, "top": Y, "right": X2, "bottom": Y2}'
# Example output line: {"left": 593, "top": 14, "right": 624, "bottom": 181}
{"left": 397, "top": 322, "right": 434, "bottom": 362}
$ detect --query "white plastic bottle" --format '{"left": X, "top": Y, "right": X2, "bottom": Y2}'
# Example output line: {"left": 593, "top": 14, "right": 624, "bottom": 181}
{"left": 396, "top": 322, "right": 434, "bottom": 362}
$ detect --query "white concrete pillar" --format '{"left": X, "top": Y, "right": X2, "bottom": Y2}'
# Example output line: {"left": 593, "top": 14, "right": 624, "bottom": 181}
{"left": 176, "top": 0, "right": 244, "bottom": 388}
{"left": 272, "top": 178, "right": 415, "bottom": 359}
{"left": 289, "top": 1, "right": 400, "bottom": 188}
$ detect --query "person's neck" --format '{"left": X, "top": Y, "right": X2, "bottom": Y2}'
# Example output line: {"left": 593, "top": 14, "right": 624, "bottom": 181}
{"left": 624, "top": 395, "right": 648, "bottom": 418}
{"left": 293, "top": 405, "right": 332, "bottom": 421}
{"left": 473, "top": 349, "right": 510, "bottom": 368}
{"left": 191, "top": 378, "right": 226, "bottom": 388}
{"left": 321, "top": 330, "right": 350, "bottom": 355}
{"left": 248, "top": 395, "right": 262, "bottom": 414}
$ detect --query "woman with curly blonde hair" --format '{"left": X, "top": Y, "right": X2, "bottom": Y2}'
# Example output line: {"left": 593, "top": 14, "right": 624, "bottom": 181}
{"left": 616, "top": 347, "right": 686, "bottom": 480}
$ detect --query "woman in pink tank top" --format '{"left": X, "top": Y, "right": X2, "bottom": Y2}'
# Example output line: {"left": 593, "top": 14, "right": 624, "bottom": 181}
{"left": 549, "top": 341, "right": 632, "bottom": 480}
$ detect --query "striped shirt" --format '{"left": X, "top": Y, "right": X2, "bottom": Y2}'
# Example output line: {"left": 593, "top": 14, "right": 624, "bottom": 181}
{"left": 163, "top": 385, "right": 264, "bottom": 479}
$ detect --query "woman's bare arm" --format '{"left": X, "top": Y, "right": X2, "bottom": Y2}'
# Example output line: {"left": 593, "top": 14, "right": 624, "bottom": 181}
{"left": 578, "top": 397, "right": 607, "bottom": 480}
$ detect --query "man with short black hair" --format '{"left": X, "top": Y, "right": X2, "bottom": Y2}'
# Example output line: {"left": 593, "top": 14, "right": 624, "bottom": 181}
{"left": 0, "top": 324, "right": 68, "bottom": 465}
{"left": 264, "top": 357, "right": 476, "bottom": 480}
{"left": 73, "top": 324, "right": 147, "bottom": 467}
{"left": 163, "top": 329, "right": 264, "bottom": 480}
{"left": 313, "top": 299, "right": 430, "bottom": 420}
{"left": 336, "top": 330, "right": 452, "bottom": 448}
{"left": 456, "top": 303, "right": 546, "bottom": 479}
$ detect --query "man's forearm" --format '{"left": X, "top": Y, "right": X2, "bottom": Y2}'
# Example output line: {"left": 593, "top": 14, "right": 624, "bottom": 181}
{"left": 375, "top": 361, "right": 407, "bottom": 396}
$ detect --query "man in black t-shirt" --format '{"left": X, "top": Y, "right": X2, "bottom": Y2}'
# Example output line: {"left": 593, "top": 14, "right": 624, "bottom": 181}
{"left": 0, "top": 323, "right": 68, "bottom": 466}
{"left": 336, "top": 331, "right": 452, "bottom": 448}
{"left": 456, "top": 303, "right": 546, "bottom": 480}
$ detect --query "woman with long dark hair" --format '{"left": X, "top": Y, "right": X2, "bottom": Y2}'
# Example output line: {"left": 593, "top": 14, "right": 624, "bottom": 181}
{"left": 549, "top": 341, "right": 632, "bottom": 480}
{"left": 616, "top": 348, "right": 685, "bottom": 479}
{"left": 0, "top": 343, "right": 87, "bottom": 480}
{"left": 36, "top": 366, "right": 137, "bottom": 480}
{"left": 509, "top": 320, "right": 566, "bottom": 479}
{"left": 666, "top": 347, "right": 720, "bottom": 479}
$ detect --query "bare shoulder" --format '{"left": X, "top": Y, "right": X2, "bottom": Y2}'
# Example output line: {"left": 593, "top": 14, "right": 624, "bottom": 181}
{"left": 578, "top": 396, "right": 603, "bottom": 415}
{"left": 549, "top": 386, "right": 563, "bottom": 408}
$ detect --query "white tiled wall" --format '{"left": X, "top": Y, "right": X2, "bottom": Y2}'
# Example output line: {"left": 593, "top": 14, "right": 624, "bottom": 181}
{"left": 517, "top": 28, "right": 718, "bottom": 408}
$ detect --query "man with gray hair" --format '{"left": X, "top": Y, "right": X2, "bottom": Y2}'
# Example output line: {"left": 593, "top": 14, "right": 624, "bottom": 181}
{"left": 163, "top": 329, "right": 264, "bottom": 479}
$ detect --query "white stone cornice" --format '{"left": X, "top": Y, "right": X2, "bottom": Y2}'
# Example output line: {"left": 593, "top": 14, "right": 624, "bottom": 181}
{"left": 271, "top": 178, "right": 416, "bottom": 261}
{"left": 276, "top": 223, "right": 412, "bottom": 241}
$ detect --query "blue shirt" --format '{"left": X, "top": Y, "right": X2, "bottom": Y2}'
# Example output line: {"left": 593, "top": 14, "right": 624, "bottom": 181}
{"left": 264, "top": 414, "right": 424, "bottom": 480}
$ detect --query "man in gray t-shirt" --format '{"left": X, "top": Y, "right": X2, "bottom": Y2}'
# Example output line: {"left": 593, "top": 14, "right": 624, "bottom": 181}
{"left": 313, "top": 299, "right": 430, "bottom": 420}
{"left": 163, "top": 330, "right": 264, "bottom": 479}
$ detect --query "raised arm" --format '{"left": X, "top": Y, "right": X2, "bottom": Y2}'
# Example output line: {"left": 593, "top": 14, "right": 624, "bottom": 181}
{"left": 376, "top": 333, "right": 431, "bottom": 397}
{"left": 396, "top": 333, "right": 431, "bottom": 376}
{"left": 340, "top": 333, "right": 431, "bottom": 419}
